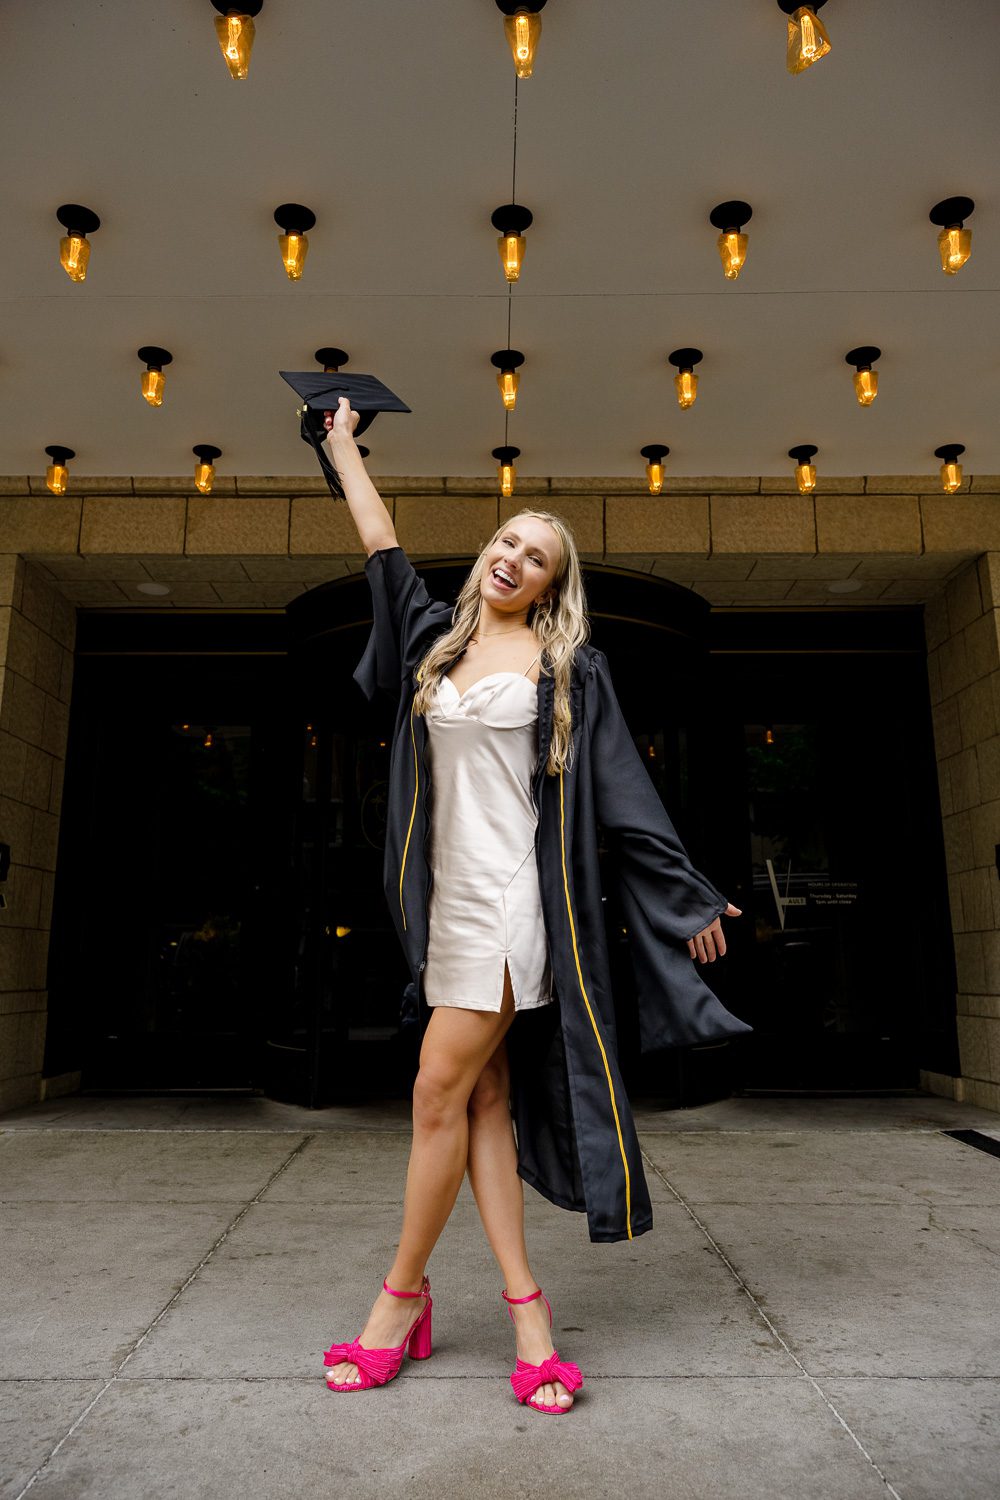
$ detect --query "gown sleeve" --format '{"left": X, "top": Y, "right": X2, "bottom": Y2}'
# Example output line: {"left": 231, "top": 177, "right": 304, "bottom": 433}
{"left": 585, "top": 649, "right": 731, "bottom": 945}
{"left": 352, "top": 545, "right": 456, "bottom": 702}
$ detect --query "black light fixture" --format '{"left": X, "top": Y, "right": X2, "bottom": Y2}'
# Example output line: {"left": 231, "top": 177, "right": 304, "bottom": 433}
{"left": 788, "top": 444, "right": 818, "bottom": 493}
{"left": 316, "top": 346, "right": 349, "bottom": 372}
{"left": 709, "top": 201, "right": 752, "bottom": 280}
{"left": 192, "top": 445, "right": 222, "bottom": 495}
{"left": 492, "top": 445, "right": 520, "bottom": 498}
{"left": 667, "top": 348, "right": 703, "bottom": 410}
{"left": 56, "top": 204, "right": 100, "bottom": 282}
{"left": 274, "top": 203, "right": 316, "bottom": 280}
{"left": 137, "top": 346, "right": 174, "bottom": 408}
{"left": 640, "top": 445, "right": 670, "bottom": 495}
{"left": 495, "top": 1, "right": 547, "bottom": 78}
{"left": 491, "top": 204, "right": 533, "bottom": 283}
{"left": 491, "top": 349, "right": 525, "bottom": 411}
{"left": 778, "top": 1, "right": 831, "bottom": 74}
{"left": 44, "top": 445, "right": 75, "bottom": 495}
{"left": 844, "top": 346, "right": 881, "bottom": 407}
{"left": 211, "top": 2, "right": 262, "bottom": 80}
{"left": 929, "top": 197, "right": 975, "bottom": 275}
{"left": 934, "top": 444, "right": 966, "bottom": 494}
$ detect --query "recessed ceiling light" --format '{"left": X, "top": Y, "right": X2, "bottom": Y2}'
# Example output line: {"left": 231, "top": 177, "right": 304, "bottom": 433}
{"left": 137, "top": 582, "right": 172, "bottom": 596}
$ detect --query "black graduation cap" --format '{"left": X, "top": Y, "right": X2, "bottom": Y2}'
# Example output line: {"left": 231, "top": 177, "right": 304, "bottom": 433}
{"left": 279, "top": 355, "right": 411, "bottom": 498}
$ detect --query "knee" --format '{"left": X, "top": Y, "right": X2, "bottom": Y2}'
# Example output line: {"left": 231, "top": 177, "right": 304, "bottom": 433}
{"left": 468, "top": 1060, "right": 509, "bottom": 1120}
{"left": 412, "top": 1063, "right": 467, "bottom": 1131}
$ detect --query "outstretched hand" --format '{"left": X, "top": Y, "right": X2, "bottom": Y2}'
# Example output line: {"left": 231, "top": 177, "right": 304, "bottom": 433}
{"left": 687, "top": 903, "right": 742, "bottom": 963}
{"left": 322, "top": 395, "right": 360, "bottom": 446}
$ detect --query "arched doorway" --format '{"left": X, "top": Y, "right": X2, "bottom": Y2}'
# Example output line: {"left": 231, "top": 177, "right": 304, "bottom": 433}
{"left": 274, "top": 558, "right": 736, "bottom": 1107}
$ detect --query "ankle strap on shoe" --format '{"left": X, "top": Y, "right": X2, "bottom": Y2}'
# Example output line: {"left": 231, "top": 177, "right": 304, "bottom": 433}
{"left": 383, "top": 1275, "right": 430, "bottom": 1299}
{"left": 502, "top": 1288, "right": 543, "bottom": 1306}
{"left": 501, "top": 1286, "right": 552, "bottom": 1327}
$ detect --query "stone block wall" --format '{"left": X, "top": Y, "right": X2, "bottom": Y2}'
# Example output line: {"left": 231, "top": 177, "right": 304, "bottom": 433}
{"left": 0, "top": 558, "right": 77, "bottom": 1110}
{"left": 924, "top": 553, "right": 1000, "bottom": 1111}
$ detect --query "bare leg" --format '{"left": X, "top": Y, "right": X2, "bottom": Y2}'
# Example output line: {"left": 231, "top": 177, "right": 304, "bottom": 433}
{"left": 326, "top": 981, "right": 517, "bottom": 1386}
{"left": 465, "top": 978, "right": 574, "bottom": 1410}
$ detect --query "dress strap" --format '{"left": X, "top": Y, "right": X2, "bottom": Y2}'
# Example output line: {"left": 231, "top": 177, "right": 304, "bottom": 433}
{"left": 521, "top": 650, "right": 541, "bottom": 676}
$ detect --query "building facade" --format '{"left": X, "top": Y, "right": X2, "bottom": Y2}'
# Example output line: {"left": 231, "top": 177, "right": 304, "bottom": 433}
{"left": 2, "top": 471, "right": 999, "bottom": 1116}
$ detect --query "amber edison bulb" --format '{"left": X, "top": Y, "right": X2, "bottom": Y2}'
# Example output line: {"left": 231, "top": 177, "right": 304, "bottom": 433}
{"left": 497, "top": 369, "right": 519, "bottom": 410}
{"left": 646, "top": 462, "right": 664, "bottom": 495}
{"left": 279, "top": 231, "right": 309, "bottom": 280}
{"left": 45, "top": 463, "right": 69, "bottom": 495}
{"left": 674, "top": 370, "right": 698, "bottom": 409}
{"left": 142, "top": 369, "right": 166, "bottom": 407}
{"left": 498, "top": 232, "right": 525, "bottom": 282}
{"left": 938, "top": 225, "right": 971, "bottom": 275}
{"left": 59, "top": 233, "right": 90, "bottom": 282}
{"left": 504, "top": 9, "right": 542, "bottom": 77}
{"left": 795, "top": 462, "right": 817, "bottom": 494}
{"left": 214, "top": 13, "right": 255, "bottom": 79}
{"left": 498, "top": 461, "right": 516, "bottom": 498}
{"left": 717, "top": 230, "right": 748, "bottom": 280}
{"left": 786, "top": 6, "right": 831, "bottom": 74}
{"left": 194, "top": 462, "right": 215, "bottom": 495}
{"left": 853, "top": 369, "right": 878, "bottom": 406}
{"left": 940, "top": 461, "right": 963, "bottom": 494}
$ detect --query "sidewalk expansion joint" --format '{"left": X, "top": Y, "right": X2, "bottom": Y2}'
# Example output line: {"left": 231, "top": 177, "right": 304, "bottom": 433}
{"left": 11, "top": 1133, "right": 316, "bottom": 1500}
{"left": 640, "top": 1145, "right": 905, "bottom": 1500}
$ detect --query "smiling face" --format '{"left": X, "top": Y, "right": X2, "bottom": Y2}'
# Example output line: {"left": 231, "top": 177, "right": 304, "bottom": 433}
{"left": 481, "top": 516, "right": 561, "bottom": 615}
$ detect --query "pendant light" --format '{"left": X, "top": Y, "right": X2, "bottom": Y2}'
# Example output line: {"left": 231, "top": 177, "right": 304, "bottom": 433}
{"left": 929, "top": 197, "right": 974, "bottom": 275}
{"left": 667, "top": 349, "right": 703, "bottom": 410}
{"left": 709, "top": 201, "right": 752, "bottom": 280}
{"left": 788, "top": 444, "right": 818, "bottom": 493}
{"left": 640, "top": 445, "right": 670, "bottom": 495}
{"left": 491, "top": 204, "right": 533, "bottom": 283}
{"left": 492, "top": 446, "right": 520, "bottom": 498}
{"left": 55, "top": 204, "right": 100, "bottom": 282}
{"left": 137, "top": 347, "right": 173, "bottom": 407}
{"left": 844, "top": 346, "right": 880, "bottom": 407}
{"left": 44, "top": 446, "right": 75, "bottom": 495}
{"left": 273, "top": 203, "right": 315, "bottom": 280}
{"left": 193, "top": 445, "right": 222, "bottom": 494}
{"left": 779, "top": 2, "right": 831, "bottom": 74}
{"left": 211, "top": 2, "right": 262, "bottom": 80}
{"left": 934, "top": 444, "right": 965, "bottom": 494}
{"left": 491, "top": 349, "right": 525, "bottom": 412}
{"left": 495, "top": 1, "right": 547, "bottom": 78}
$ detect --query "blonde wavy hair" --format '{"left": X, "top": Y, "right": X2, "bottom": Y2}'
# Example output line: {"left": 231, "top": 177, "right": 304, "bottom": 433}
{"left": 412, "top": 509, "right": 590, "bottom": 776}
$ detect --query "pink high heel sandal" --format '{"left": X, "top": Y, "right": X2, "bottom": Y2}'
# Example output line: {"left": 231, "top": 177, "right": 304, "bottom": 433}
{"left": 501, "top": 1287, "right": 583, "bottom": 1414}
{"left": 323, "top": 1276, "right": 432, "bottom": 1391}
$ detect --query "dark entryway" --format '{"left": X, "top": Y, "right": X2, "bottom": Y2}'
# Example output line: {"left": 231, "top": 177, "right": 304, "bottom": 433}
{"left": 45, "top": 567, "right": 957, "bottom": 1106}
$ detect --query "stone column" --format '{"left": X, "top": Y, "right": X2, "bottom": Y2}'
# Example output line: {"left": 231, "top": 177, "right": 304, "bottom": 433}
{"left": 924, "top": 552, "right": 1000, "bottom": 1112}
{"left": 0, "top": 558, "right": 77, "bottom": 1110}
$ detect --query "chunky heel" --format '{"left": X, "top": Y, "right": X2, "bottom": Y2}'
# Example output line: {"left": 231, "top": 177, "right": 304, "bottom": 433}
{"left": 324, "top": 1275, "right": 432, "bottom": 1391}
{"left": 407, "top": 1301, "right": 433, "bottom": 1360}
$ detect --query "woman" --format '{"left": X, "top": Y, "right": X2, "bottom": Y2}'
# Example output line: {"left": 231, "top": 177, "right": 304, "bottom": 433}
{"left": 321, "top": 398, "right": 750, "bottom": 1413}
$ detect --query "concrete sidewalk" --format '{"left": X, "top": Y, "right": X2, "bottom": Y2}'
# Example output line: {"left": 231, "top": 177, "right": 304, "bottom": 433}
{"left": 2, "top": 1090, "right": 999, "bottom": 1500}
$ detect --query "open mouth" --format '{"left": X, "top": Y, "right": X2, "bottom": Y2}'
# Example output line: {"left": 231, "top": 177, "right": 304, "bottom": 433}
{"left": 492, "top": 568, "right": 517, "bottom": 592}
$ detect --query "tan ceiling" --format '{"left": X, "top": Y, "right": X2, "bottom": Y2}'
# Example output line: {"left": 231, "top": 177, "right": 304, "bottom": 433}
{"left": 1, "top": 0, "right": 998, "bottom": 480}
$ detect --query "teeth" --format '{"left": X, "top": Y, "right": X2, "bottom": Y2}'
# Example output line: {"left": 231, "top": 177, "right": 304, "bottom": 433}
{"left": 494, "top": 569, "right": 516, "bottom": 586}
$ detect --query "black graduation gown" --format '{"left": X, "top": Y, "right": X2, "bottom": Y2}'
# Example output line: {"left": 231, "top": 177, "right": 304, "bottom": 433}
{"left": 352, "top": 545, "right": 753, "bottom": 1244}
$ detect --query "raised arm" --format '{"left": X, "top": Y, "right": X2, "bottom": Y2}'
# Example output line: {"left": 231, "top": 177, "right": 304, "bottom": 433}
{"left": 322, "top": 396, "right": 398, "bottom": 557}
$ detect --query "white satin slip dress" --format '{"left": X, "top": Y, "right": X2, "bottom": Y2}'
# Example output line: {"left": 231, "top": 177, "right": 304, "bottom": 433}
{"left": 421, "top": 652, "right": 554, "bottom": 1013}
